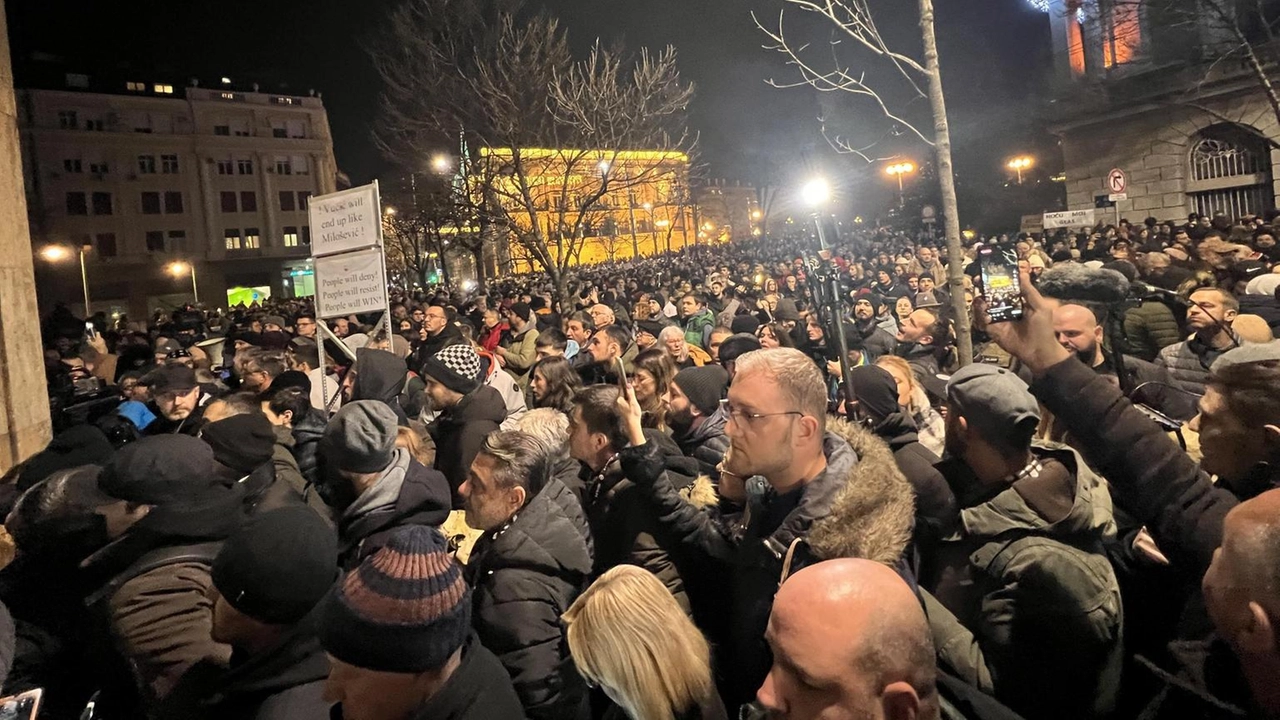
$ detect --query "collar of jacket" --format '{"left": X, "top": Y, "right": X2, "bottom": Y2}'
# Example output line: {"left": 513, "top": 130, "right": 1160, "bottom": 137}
{"left": 756, "top": 431, "right": 858, "bottom": 557}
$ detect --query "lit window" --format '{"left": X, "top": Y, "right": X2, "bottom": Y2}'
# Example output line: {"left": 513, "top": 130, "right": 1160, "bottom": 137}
{"left": 126, "top": 82, "right": 146, "bottom": 92}
{"left": 225, "top": 229, "right": 241, "bottom": 250}
{"left": 283, "top": 226, "right": 299, "bottom": 247}
{"left": 244, "top": 228, "right": 261, "bottom": 249}
{"left": 153, "top": 84, "right": 174, "bottom": 95}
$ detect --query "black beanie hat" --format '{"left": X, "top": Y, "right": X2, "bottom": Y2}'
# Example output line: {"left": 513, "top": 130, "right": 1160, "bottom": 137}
{"left": 272, "top": 369, "right": 312, "bottom": 394}
{"left": 420, "top": 344, "right": 482, "bottom": 396}
{"left": 98, "top": 435, "right": 221, "bottom": 504}
{"left": 847, "top": 365, "right": 902, "bottom": 421}
{"left": 718, "top": 333, "right": 763, "bottom": 365}
{"left": 673, "top": 365, "right": 730, "bottom": 417}
{"left": 211, "top": 506, "right": 338, "bottom": 625}
{"left": 318, "top": 525, "right": 470, "bottom": 673}
{"left": 201, "top": 414, "right": 276, "bottom": 475}
{"left": 730, "top": 314, "right": 761, "bottom": 335}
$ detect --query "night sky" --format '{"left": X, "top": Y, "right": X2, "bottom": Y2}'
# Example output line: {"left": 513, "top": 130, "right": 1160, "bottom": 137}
{"left": 6, "top": 0, "right": 1055, "bottom": 220}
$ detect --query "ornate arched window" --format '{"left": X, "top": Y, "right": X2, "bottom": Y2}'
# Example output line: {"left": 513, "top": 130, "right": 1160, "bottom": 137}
{"left": 1187, "top": 123, "right": 1275, "bottom": 219}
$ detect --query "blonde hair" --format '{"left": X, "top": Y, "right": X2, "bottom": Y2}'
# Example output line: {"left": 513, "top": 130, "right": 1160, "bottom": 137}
{"left": 395, "top": 426, "right": 433, "bottom": 466}
{"left": 734, "top": 347, "right": 828, "bottom": 429}
{"left": 562, "top": 566, "right": 714, "bottom": 720}
{"left": 875, "top": 356, "right": 922, "bottom": 412}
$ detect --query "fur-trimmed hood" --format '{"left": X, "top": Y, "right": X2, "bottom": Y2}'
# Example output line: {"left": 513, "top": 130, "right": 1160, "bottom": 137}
{"left": 805, "top": 417, "right": 916, "bottom": 565}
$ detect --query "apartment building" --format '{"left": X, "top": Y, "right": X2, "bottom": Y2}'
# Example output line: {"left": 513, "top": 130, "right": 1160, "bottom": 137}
{"left": 21, "top": 73, "right": 339, "bottom": 316}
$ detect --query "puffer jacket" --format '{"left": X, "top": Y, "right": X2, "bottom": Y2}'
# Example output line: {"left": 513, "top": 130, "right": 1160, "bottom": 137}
{"left": 1122, "top": 299, "right": 1183, "bottom": 362}
{"left": 465, "top": 477, "right": 593, "bottom": 720}
{"left": 1155, "top": 336, "right": 1240, "bottom": 397}
{"left": 478, "top": 350, "right": 528, "bottom": 431}
{"left": 336, "top": 448, "right": 452, "bottom": 570}
{"left": 673, "top": 405, "right": 732, "bottom": 479}
{"left": 923, "top": 441, "right": 1124, "bottom": 720}
{"left": 625, "top": 430, "right": 859, "bottom": 707}
{"left": 589, "top": 431, "right": 703, "bottom": 613}
{"left": 290, "top": 409, "right": 326, "bottom": 492}
{"left": 428, "top": 386, "right": 508, "bottom": 506}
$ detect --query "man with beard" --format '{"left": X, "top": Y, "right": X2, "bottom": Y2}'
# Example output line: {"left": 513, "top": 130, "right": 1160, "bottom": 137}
{"left": 1053, "top": 303, "right": 1194, "bottom": 421}
{"left": 851, "top": 295, "right": 898, "bottom": 360}
{"left": 668, "top": 365, "right": 732, "bottom": 478}
{"left": 139, "top": 365, "right": 213, "bottom": 436}
{"left": 410, "top": 304, "right": 462, "bottom": 372}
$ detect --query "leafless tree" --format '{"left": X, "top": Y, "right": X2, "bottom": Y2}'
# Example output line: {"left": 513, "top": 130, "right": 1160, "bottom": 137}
{"left": 755, "top": 0, "right": 972, "bottom": 364}
{"left": 369, "top": 0, "right": 696, "bottom": 306}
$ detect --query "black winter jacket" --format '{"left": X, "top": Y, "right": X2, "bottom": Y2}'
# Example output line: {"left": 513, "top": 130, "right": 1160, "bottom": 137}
{"left": 851, "top": 319, "right": 898, "bottom": 359}
{"left": 429, "top": 386, "right": 507, "bottom": 507}
{"left": 336, "top": 450, "right": 452, "bottom": 570}
{"left": 873, "top": 412, "right": 956, "bottom": 547}
{"left": 465, "top": 477, "right": 593, "bottom": 720}
{"left": 673, "top": 407, "right": 731, "bottom": 480}
{"left": 290, "top": 409, "right": 326, "bottom": 490}
{"left": 624, "top": 432, "right": 858, "bottom": 707}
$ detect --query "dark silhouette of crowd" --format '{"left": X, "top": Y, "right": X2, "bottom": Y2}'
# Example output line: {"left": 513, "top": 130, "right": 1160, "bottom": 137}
{"left": 6, "top": 207, "right": 1279, "bottom": 719}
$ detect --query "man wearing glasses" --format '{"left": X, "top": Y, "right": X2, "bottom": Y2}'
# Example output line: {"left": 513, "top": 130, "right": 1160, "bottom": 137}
{"left": 618, "top": 347, "right": 859, "bottom": 708}
{"left": 294, "top": 314, "right": 318, "bottom": 340}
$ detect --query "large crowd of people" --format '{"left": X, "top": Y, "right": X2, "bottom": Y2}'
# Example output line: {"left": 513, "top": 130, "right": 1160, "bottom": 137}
{"left": 10, "top": 209, "right": 1280, "bottom": 719}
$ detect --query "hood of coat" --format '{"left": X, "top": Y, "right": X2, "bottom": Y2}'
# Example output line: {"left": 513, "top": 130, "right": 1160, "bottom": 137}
{"left": 340, "top": 449, "right": 451, "bottom": 548}
{"left": 872, "top": 412, "right": 920, "bottom": 450}
{"left": 756, "top": 430, "right": 859, "bottom": 552}
{"left": 351, "top": 348, "right": 409, "bottom": 407}
{"left": 956, "top": 441, "right": 1117, "bottom": 545}
{"left": 478, "top": 477, "right": 593, "bottom": 580}
{"left": 439, "top": 385, "right": 507, "bottom": 427}
{"left": 806, "top": 418, "right": 915, "bottom": 565}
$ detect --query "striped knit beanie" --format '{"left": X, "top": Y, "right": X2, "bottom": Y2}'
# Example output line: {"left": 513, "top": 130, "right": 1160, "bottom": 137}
{"left": 317, "top": 525, "right": 471, "bottom": 673}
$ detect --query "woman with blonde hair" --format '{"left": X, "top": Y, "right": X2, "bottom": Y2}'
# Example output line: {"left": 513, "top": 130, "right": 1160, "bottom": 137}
{"left": 563, "top": 565, "right": 726, "bottom": 720}
{"left": 875, "top": 355, "right": 945, "bottom": 457}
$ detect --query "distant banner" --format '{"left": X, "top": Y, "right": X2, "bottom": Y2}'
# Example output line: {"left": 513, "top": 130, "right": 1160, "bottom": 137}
{"left": 1020, "top": 214, "right": 1044, "bottom": 233}
{"left": 1042, "top": 209, "right": 1096, "bottom": 229}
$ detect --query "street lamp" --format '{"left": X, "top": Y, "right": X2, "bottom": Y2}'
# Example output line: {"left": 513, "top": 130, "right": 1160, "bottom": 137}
{"left": 39, "top": 243, "right": 91, "bottom": 316}
{"left": 1007, "top": 156, "right": 1033, "bottom": 184}
{"left": 430, "top": 154, "right": 452, "bottom": 174}
{"left": 800, "top": 177, "right": 857, "bottom": 420}
{"left": 384, "top": 206, "right": 397, "bottom": 216}
{"left": 168, "top": 261, "right": 199, "bottom": 304}
{"left": 885, "top": 162, "right": 916, "bottom": 207}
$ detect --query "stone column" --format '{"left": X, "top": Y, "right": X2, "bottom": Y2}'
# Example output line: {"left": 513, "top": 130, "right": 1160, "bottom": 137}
{"left": 0, "top": 3, "right": 52, "bottom": 469}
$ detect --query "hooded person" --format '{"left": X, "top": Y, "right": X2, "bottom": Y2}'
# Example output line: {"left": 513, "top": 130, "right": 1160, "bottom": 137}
{"left": 420, "top": 344, "right": 508, "bottom": 506}
{"left": 343, "top": 348, "right": 411, "bottom": 426}
{"left": 319, "top": 400, "right": 452, "bottom": 570}
{"left": 318, "top": 525, "right": 524, "bottom": 720}
{"left": 846, "top": 365, "right": 956, "bottom": 551}
{"left": 80, "top": 434, "right": 249, "bottom": 714}
{"left": 161, "top": 506, "right": 338, "bottom": 719}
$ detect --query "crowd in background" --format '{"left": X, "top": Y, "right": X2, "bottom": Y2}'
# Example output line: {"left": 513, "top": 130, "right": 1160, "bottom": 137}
{"left": 6, "top": 207, "right": 1280, "bottom": 720}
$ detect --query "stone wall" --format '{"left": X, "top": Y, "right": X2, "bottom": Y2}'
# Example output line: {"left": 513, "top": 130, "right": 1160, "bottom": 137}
{"left": 1057, "top": 89, "right": 1280, "bottom": 222}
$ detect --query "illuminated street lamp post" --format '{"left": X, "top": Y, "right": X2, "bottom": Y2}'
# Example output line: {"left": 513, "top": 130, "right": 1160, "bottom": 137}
{"left": 885, "top": 162, "right": 915, "bottom": 207}
{"left": 168, "top": 261, "right": 199, "bottom": 305}
{"left": 801, "top": 178, "right": 856, "bottom": 419}
{"left": 39, "top": 243, "right": 91, "bottom": 316}
{"left": 1007, "top": 156, "right": 1033, "bottom": 184}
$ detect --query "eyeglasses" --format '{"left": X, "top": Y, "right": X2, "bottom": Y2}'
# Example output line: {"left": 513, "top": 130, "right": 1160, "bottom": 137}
{"left": 720, "top": 399, "right": 803, "bottom": 424}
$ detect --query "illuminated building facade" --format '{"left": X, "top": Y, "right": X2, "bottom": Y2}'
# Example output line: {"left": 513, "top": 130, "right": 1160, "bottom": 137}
{"left": 1043, "top": 0, "right": 1280, "bottom": 220}
{"left": 479, "top": 147, "right": 701, "bottom": 271}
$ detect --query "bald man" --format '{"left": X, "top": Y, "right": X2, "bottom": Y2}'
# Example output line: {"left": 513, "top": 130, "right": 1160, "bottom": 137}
{"left": 1051, "top": 303, "right": 1193, "bottom": 420}
{"left": 758, "top": 559, "right": 940, "bottom": 720}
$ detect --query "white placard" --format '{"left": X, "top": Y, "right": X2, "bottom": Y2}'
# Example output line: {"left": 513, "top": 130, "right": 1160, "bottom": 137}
{"left": 1020, "top": 214, "right": 1044, "bottom": 233}
{"left": 308, "top": 183, "right": 382, "bottom": 257}
{"left": 1108, "top": 192, "right": 1127, "bottom": 202}
{"left": 1042, "top": 209, "right": 1097, "bottom": 229}
{"left": 315, "top": 247, "right": 388, "bottom": 319}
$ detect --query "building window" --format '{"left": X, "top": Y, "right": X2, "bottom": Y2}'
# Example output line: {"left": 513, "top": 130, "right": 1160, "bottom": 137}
{"left": 274, "top": 157, "right": 292, "bottom": 175}
{"left": 65, "top": 73, "right": 89, "bottom": 88}
{"left": 89, "top": 162, "right": 109, "bottom": 175}
{"left": 164, "top": 192, "right": 184, "bottom": 214}
{"left": 283, "top": 226, "right": 299, "bottom": 247}
{"left": 63, "top": 159, "right": 83, "bottom": 173}
{"left": 84, "top": 118, "right": 104, "bottom": 132}
{"left": 301, "top": 225, "right": 311, "bottom": 245}
{"left": 58, "top": 110, "right": 77, "bottom": 129}
{"left": 237, "top": 158, "right": 254, "bottom": 175}
{"left": 244, "top": 228, "right": 261, "bottom": 249}
{"left": 153, "top": 84, "right": 174, "bottom": 94}
{"left": 1187, "top": 123, "right": 1276, "bottom": 219}
{"left": 96, "top": 233, "right": 117, "bottom": 258}
{"left": 161, "top": 155, "right": 179, "bottom": 173}
{"left": 217, "top": 159, "right": 234, "bottom": 175}
{"left": 297, "top": 190, "right": 311, "bottom": 208}
{"left": 141, "top": 192, "right": 162, "bottom": 215}
{"left": 214, "top": 124, "right": 231, "bottom": 136}
{"left": 240, "top": 191, "right": 257, "bottom": 212}
{"left": 66, "top": 192, "right": 88, "bottom": 215}
{"left": 225, "top": 228, "right": 242, "bottom": 250}
{"left": 91, "top": 192, "right": 112, "bottom": 215}
{"left": 138, "top": 155, "right": 156, "bottom": 174}
{"left": 272, "top": 126, "right": 288, "bottom": 139}
{"left": 279, "top": 191, "right": 296, "bottom": 212}
{"left": 220, "top": 191, "right": 238, "bottom": 213}
{"left": 126, "top": 81, "right": 146, "bottom": 92}
{"left": 145, "top": 231, "right": 165, "bottom": 252}
{"left": 292, "top": 155, "right": 309, "bottom": 175}
{"left": 167, "top": 230, "right": 186, "bottom": 250}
